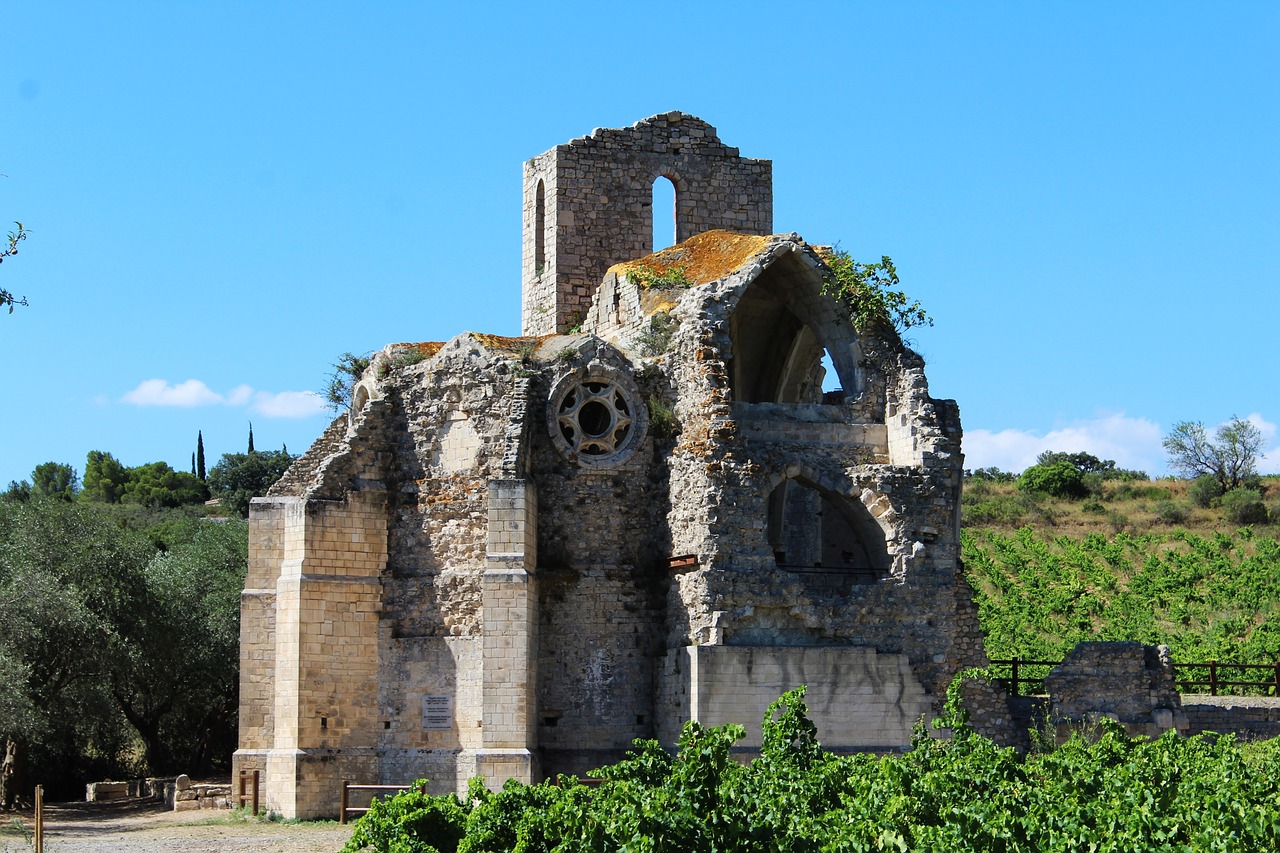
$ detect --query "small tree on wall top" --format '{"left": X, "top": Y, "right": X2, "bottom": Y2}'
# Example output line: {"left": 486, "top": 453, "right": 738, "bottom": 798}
{"left": 820, "top": 247, "right": 932, "bottom": 338}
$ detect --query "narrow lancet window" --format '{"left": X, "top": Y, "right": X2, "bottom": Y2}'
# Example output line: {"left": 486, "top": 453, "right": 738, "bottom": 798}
{"left": 534, "top": 180, "right": 546, "bottom": 275}
{"left": 652, "top": 176, "right": 676, "bottom": 252}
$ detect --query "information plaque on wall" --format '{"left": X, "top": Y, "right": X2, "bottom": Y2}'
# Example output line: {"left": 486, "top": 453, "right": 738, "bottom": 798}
{"left": 422, "top": 694, "right": 453, "bottom": 730}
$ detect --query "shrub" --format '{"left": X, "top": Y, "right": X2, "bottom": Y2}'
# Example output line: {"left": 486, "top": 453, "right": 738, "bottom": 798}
{"left": 1222, "top": 488, "right": 1268, "bottom": 525}
{"left": 1081, "top": 497, "right": 1106, "bottom": 515}
{"left": 1017, "top": 461, "right": 1088, "bottom": 499}
{"left": 343, "top": 784, "right": 467, "bottom": 853}
{"left": 963, "top": 496, "right": 1028, "bottom": 527}
{"left": 1189, "top": 474, "right": 1226, "bottom": 508}
{"left": 1153, "top": 500, "right": 1190, "bottom": 525}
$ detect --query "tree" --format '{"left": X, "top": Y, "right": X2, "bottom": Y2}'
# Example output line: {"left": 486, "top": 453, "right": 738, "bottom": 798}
{"left": 247, "top": 422, "right": 255, "bottom": 454}
{"left": 81, "top": 450, "right": 130, "bottom": 503}
{"left": 196, "top": 431, "right": 206, "bottom": 481}
{"left": 121, "top": 462, "right": 209, "bottom": 508}
{"left": 31, "top": 462, "right": 78, "bottom": 500}
{"left": 1163, "top": 416, "right": 1264, "bottom": 491}
{"left": 207, "top": 449, "right": 295, "bottom": 517}
{"left": 1017, "top": 460, "right": 1089, "bottom": 499}
{"left": 0, "top": 222, "right": 29, "bottom": 314}
{"left": 323, "top": 351, "right": 373, "bottom": 411}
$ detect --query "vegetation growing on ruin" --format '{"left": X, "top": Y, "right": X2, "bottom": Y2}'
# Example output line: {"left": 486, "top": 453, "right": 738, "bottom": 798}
{"left": 820, "top": 247, "right": 932, "bottom": 338}
{"left": 625, "top": 263, "right": 693, "bottom": 290}
{"left": 344, "top": 685, "right": 1280, "bottom": 852}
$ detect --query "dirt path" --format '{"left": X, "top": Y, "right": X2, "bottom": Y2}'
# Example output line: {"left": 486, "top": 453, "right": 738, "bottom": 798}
{"left": 2, "top": 798, "right": 355, "bottom": 853}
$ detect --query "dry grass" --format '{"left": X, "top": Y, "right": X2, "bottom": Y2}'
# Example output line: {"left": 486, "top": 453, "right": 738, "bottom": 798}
{"left": 962, "top": 476, "right": 1280, "bottom": 538}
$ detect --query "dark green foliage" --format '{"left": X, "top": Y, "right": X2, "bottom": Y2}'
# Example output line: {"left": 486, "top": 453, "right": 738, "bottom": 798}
{"left": 1221, "top": 488, "right": 1268, "bottom": 525}
{"left": 247, "top": 422, "right": 255, "bottom": 454}
{"left": 1017, "top": 461, "right": 1089, "bottom": 499}
{"left": 121, "top": 461, "right": 209, "bottom": 508}
{"left": 31, "top": 461, "right": 78, "bottom": 500}
{"left": 207, "top": 449, "right": 295, "bottom": 517}
{"left": 1189, "top": 474, "right": 1225, "bottom": 508}
{"left": 0, "top": 500, "right": 246, "bottom": 797}
{"left": 966, "top": 467, "right": 1017, "bottom": 483}
{"left": 1153, "top": 500, "right": 1190, "bottom": 525}
{"left": 196, "top": 431, "right": 206, "bottom": 481}
{"left": 347, "top": 684, "right": 1280, "bottom": 852}
{"left": 2, "top": 480, "right": 32, "bottom": 502}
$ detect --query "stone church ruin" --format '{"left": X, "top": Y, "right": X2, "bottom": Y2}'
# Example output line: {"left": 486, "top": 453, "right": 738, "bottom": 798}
{"left": 234, "top": 112, "right": 981, "bottom": 818}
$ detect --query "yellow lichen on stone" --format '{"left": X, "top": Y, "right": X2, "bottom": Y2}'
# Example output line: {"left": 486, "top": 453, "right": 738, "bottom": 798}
{"left": 611, "top": 230, "right": 771, "bottom": 288}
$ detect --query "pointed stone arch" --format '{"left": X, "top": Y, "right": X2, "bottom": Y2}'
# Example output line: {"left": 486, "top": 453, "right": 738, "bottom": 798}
{"left": 763, "top": 465, "right": 892, "bottom": 585}
{"left": 725, "top": 248, "right": 863, "bottom": 404}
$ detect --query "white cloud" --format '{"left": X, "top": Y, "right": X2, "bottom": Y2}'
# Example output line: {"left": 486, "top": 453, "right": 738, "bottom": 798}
{"left": 964, "top": 413, "right": 1165, "bottom": 475}
{"left": 120, "top": 379, "right": 327, "bottom": 419}
{"left": 121, "top": 378, "right": 224, "bottom": 407}
{"left": 251, "top": 390, "right": 328, "bottom": 418}
{"left": 225, "top": 384, "right": 254, "bottom": 406}
{"left": 1241, "top": 413, "right": 1280, "bottom": 475}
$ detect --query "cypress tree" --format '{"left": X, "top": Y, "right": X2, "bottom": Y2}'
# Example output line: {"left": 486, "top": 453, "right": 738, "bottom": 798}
{"left": 191, "top": 452, "right": 197, "bottom": 476}
{"left": 197, "top": 431, "right": 206, "bottom": 480}
{"left": 247, "top": 423, "right": 255, "bottom": 454}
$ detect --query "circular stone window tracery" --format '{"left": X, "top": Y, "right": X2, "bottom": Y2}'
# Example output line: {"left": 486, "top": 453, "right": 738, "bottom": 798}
{"left": 548, "top": 368, "right": 648, "bottom": 468}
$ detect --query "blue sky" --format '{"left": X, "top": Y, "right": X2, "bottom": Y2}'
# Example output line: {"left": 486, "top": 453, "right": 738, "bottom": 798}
{"left": 2, "top": 1, "right": 1277, "bottom": 486}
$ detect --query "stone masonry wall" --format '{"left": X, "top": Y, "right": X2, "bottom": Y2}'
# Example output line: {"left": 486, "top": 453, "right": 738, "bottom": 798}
{"left": 522, "top": 112, "right": 772, "bottom": 335}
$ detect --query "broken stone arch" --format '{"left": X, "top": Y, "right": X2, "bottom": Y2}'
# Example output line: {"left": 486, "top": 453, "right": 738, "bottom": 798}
{"left": 763, "top": 466, "right": 893, "bottom": 583}
{"left": 726, "top": 248, "right": 864, "bottom": 404}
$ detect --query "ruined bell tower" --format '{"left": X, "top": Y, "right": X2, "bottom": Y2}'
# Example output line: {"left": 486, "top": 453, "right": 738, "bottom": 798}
{"left": 520, "top": 111, "right": 773, "bottom": 335}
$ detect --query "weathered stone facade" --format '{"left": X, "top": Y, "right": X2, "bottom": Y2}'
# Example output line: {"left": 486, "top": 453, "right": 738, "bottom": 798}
{"left": 235, "top": 113, "right": 978, "bottom": 818}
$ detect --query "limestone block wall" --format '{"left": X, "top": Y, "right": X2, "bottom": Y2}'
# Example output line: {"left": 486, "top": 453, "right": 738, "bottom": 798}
{"left": 252, "top": 492, "right": 388, "bottom": 820}
{"left": 658, "top": 645, "right": 930, "bottom": 753}
{"left": 522, "top": 112, "right": 772, "bottom": 335}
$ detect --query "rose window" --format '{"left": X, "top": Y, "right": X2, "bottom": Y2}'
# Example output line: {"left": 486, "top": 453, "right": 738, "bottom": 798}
{"left": 557, "top": 381, "right": 632, "bottom": 456}
{"left": 547, "top": 369, "right": 648, "bottom": 468}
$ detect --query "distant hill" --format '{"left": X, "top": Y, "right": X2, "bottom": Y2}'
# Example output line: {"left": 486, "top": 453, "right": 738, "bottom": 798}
{"left": 960, "top": 476, "right": 1280, "bottom": 667}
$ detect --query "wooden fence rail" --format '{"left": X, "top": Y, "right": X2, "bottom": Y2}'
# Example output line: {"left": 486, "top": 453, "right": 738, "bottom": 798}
{"left": 236, "top": 769, "right": 259, "bottom": 816}
{"left": 339, "top": 781, "right": 426, "bottom": 824}
{"left": 989, "top": 657, "right": 1280, "bottom": 697}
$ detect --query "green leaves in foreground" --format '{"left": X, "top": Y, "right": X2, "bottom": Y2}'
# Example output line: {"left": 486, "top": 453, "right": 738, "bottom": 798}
{"left": 344, "top": 685, "right": 1280, "bottom": 853}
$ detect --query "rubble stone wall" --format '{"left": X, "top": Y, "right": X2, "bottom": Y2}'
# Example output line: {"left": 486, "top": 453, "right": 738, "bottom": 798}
{"left": 522, "top": 112, "right": 772, "bottom": 335}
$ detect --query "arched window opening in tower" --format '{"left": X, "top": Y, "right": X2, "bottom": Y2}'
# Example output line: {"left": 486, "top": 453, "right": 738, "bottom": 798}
{"left": 652, "top": 176, "right": 676, "bottom": 253}
{"left": 534, "top": 180, "right": 546, "bottom": 275}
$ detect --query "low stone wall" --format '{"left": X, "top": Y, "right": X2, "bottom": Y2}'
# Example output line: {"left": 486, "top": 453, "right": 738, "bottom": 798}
{"left": 1182, "top": 695, "right": 1280, "bottom": 741}
{"left": 170, "top": 774, "right": 232, "bottom": 811}
{"left": 85, "top": 778, "right": 173, "bottom": 802}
